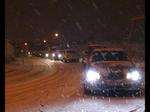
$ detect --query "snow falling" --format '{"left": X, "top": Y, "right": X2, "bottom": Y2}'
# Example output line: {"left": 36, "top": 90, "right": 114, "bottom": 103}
{"left": 75, "top": 22, "right": 82, "bottom": 31}
{"left": 33, "top": 8, "right": 41, "bottom": 16}
{"left": 6, "top": 0, "right": 145, "bottom": 111}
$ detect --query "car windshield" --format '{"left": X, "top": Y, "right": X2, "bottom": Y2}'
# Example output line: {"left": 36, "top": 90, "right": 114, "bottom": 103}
{"left": 66, "top": 50, "right": 76, "bottom": 54}
{"left": 92, "top": 51, "right": 127, "bottom": 62}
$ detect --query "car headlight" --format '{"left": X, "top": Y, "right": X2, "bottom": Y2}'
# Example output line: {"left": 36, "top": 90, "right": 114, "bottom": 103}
{"left": 126, "top": 70, "right": 141, "bottom": 81}
{"left": 86, "top": 70, "right": 100, "bottom": 83}
{"left": 45, "top": 53, "right": 49, "bottom": 58}
{"left": 58, "top": 54, "right": 62, "bottom": 58}
{"left": 52, "top": 53, "right": 55, "bottom": 57}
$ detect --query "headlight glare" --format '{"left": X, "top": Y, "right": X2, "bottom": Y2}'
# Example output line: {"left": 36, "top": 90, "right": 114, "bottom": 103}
{"left": 45, "top": 53, "right": 49, "bottom": 58}
{"left": 58, "top": 54, "right": 62, "bottom": 58}
{"left": 86, "top": 70, "right": 100, "bottom": 82}
{"left": 126, "top": 70, "right": 141, "bottom": 81}
{"left": 52, "top": 53, "right": 55, "bottom": 57}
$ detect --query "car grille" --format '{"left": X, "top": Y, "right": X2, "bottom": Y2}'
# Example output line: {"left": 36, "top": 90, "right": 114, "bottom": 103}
{"left": 107, "top": 72, "right": 124, "bottom": 80}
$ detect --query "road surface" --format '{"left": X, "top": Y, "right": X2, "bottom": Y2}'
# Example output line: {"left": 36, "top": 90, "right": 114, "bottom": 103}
{"left": 5, "top": 58, "right": 145, "bottom": 112}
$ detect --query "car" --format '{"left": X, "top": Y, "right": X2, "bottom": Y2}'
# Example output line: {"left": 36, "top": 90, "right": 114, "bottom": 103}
{"left": 32, "top": 51, "right": 45, "bottom": 58}
{"left": 82, "top": 48, "right": 145, "bottom": 96}
{"left": 50, "top": 50, "right": 63, "bottom": 61}
{"left": 62, "top": 49, "right": 79, "bottom": 62}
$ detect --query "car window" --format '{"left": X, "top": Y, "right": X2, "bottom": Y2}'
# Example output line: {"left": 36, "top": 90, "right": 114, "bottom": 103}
{"left": 92, "top": 51, "right": 104, "bottom": 62}
{"left": 92, "top": 51, "right": 128, "bottom": 62}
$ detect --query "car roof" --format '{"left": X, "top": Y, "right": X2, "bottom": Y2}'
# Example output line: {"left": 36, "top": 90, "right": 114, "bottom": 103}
{"left": 87, "top": 44, "right": 107, "bottom": 48}
{"left": 65, "top": 49, "right": 77, "bottom": 51}
{"left": 92, "top": 48, "right": 124, "bottom": 52}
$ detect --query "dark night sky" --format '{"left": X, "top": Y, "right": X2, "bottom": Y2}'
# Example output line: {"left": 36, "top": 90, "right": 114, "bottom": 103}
{"left": 5, "top": 0, "right": 144, "bottom": 42}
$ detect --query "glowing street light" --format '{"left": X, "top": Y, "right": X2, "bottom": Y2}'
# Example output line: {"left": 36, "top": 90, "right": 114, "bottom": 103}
{"left": 43, "top": 40, "right": 47, "bottom": 43}
{"left": 24, "top": 42, "right": 28, "bottom": 46}
{"left": 54, "top": 33, "right": 59, "bottom": 37}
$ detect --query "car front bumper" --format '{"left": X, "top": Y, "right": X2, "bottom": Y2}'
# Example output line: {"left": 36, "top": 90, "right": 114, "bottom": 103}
{"left": 52, "top": 57, "right": 63, "bottom": 60}
{"left": 64, "top": 58, "right": 79, "bottom": 62}
{"left": 83, "top": 81, "right": 144, "bottom": 92}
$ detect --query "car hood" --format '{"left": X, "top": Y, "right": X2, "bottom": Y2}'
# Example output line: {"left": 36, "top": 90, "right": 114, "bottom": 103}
{"left": 90, "top": 61, "right": 133, "bottom": 75}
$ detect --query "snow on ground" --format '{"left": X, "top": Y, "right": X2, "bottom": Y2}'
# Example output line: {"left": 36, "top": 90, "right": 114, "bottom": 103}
{"left": 5, "top": 58, "right": 145, "bottom": 112}
{"left": 45, "top": 97, "right": 144, "bottom": 112}
{"left": 5, "top": 57, "right": 58, "bottom": 84}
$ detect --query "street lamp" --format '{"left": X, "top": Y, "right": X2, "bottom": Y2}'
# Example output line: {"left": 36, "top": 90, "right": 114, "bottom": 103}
{"left": 24, "top": 42, "right": 28, "bottom": 46}
{"left": 43, "top": 40, "right": 47, "bottom": 43}
{"left": 54, "top": 33, "right": 59, "bottom": 37}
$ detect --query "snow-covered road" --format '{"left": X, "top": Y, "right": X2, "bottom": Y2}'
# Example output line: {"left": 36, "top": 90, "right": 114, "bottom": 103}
{"left": 5, "top": 58, "right": 145, "bottom": 112}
